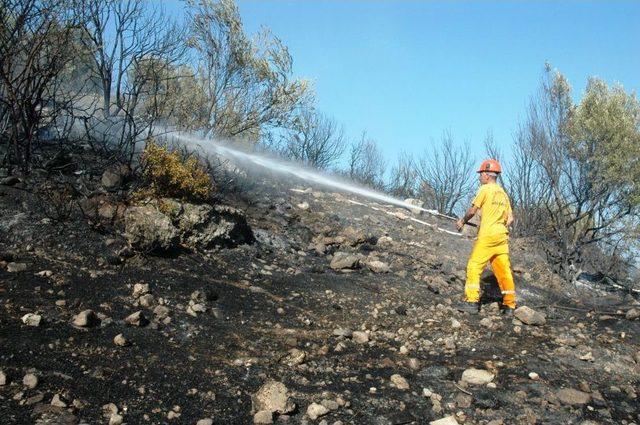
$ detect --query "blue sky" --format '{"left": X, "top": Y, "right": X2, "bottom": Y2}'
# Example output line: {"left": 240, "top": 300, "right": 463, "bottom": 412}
{"left": 168, "top": 1, "right": 640, "bottom": 167}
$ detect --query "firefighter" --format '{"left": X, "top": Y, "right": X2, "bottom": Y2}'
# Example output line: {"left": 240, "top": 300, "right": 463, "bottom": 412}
{"left": 455, "top": 159, "right": 516, "bottom": 315}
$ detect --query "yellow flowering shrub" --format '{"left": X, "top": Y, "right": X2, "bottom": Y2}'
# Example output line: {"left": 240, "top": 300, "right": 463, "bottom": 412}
{"left": 139, "top": 139, "right": 213, "bottom": 202}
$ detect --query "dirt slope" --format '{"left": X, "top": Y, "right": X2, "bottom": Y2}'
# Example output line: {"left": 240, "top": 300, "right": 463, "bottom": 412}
{"left": 0, "top": 163, "right": 639, "bottom": 425}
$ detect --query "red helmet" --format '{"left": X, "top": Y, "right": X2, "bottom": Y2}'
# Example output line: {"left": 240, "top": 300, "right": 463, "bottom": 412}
{"left": 477, "top": 158, "right": 502, "bottom": 174}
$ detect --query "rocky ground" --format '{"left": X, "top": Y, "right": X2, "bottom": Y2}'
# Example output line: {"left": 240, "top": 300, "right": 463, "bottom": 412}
{"left": 1, "top": 145, "right": 639, "bottom": 425}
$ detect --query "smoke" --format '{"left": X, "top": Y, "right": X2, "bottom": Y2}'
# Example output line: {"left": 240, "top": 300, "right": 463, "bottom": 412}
{"left": 157, "top": 128, "right": 463, "bottom": 236}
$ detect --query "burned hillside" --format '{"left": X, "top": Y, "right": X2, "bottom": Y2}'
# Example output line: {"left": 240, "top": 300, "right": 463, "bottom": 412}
{"left": 1, "top": 146, "right": 639, "bottom": 425}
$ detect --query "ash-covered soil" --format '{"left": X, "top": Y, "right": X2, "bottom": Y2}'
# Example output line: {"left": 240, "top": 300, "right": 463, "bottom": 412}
{"left": 1, "top": 152, "right": 639, "bottom": 425}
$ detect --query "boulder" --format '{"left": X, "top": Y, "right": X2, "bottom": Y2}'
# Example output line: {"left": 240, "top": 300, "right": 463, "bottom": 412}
{"left": 514, "top": 306, "right": 546, "bottom": 325}
{"left": 178, "top": 203, "right": 254, "bottom": 249}
{"left": 124, "top": 206, "right": 178, "bottom": 252}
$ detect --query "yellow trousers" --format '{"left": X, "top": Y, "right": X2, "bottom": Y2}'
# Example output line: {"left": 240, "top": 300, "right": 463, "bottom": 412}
{"left": 464, "top": 233, "right": 516, "bottom": 308}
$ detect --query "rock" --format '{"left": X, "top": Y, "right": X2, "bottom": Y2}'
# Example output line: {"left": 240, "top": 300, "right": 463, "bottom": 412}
{"left": 1, "top": 176, "right": 20, "bottom": 186}
{"left": 0, "top": 370, "right": 6, "bottom": 385}
{"left": 178, "top": 203, "right": 254, "bottom": 249}
{"left": 556, "top": 388, "right": 591, "bottom": 406}
{"left": 253, "top": 410, "right": 273, "bottom": 424}
{"left": 23, "top": 373, "right": 38, "bottom": 389}
{"left": 124, "top": 311, "right": 149, "bottom": 327}
{"left": 430, "top": 416, "right": 459, "bottom": 425}
{"left": 138, "top": 294, "right": 155, "bottom": 308}
{"left": 352, "top": 331, "right": 369, "bottom": 344}
{"left": 529, "top": 372, "right": 540, "bottom": 380}
{"left": 153, "top": 305, "right": 171, "bottom": 319}
{"left": 113, "top": 334, "right": 129, "bottom": 347}
{"left": 72, "top": 310, "right": 101, "bottom": 328}
{"left": 332, "top": 328, "right": 352, "bottom": 338}
{"left": 321, "top": 400, "right": 339, "bottom": 411}
{"left": 101, "top": 164, "right": 131, "bottom": 189}
{"left": 281, "top": 349, "right": 306, "bottom": 366}
{"left": 51, "top": 393, "right": 67, "bottom": 408}
{"left": 252, "top": 381, "right": 295, "bottom": 415}
{"left": 340, "top": 226, "right": 368, "bottom": 246}
{"left": 390, "top": 374, "right": 410, "bottom": 390}
{"left": 109, "top": 414, "right": 124, "bottom": 425}
{"left": 296, "top": 202, "right": 310, "bottom": 211}
{"left": 626, "top": 308, "right": 639, "bottom": 320}
{"left": 196, "top": 420, "right": 214, "bottom": 425}
{"left": 7, "top": 262, "right": 27, "bottom": 273}
{"left": 124, "top": 206, "right": 179, "bottom": 252}
{"left": 21, "top": 313, "right": 42, "bottom": 327}
{"left": 461, "top": 368, "right": 495, "bottom": 385}
{"left": 514, "top": 306, "right": 546, "bottom": 325}
{"left": 450, "top": 318, "right": 461, "bottom": 329}
{"left": 132, "top": 283, "right": 150, "bottom": 299}
{"left": 330, "top": 252, "right": 361, "bottom": 270}
{"left": 307, "top": 403, "right": 329, "bottom": 420}
{"left": 367, "top": 260, "right": 390, "bottom": 273}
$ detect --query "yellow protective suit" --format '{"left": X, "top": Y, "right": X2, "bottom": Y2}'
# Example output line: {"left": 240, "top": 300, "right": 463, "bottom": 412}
{"left": 464, "top": 183, "right": 516, "bottom": 309}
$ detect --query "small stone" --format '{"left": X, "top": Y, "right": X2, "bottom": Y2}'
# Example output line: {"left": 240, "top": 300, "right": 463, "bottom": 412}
{"left": 51, "top": 393, "right": 67, "bottom": 407}
{"left": 138, "top": 294, "right": 155, "bottom": 308}
{"left": 626, "top": 308, "right": 639, "bottom": 320}
{"left": 153, "top": 305, "right": 170, "bottom": 319}
{"left": 113, "top": 334, "right": 129, "bottom": 346}
{"left": 1, "top": 176, "right": 20, "bottom": 186}
{"left": 307, "top": 402, "right": 329, "bottom": 420}
{"left": 109, "top": 414, "right": 124, "bottom": 425}
{"left": 72, "top": 310, "right": 101, "bottom": 327}
{"left": 132, "top": 283, "right": 150, "bottom": 299}
{"left": 124, "top": 311, "right": 149, "bottom": 327}
{"left": 430, "top": 416, "right": 459, "bottom": 425}
{"left": 297, "top": 202, "right": 310, "bottom": 211}
{"left": 332, "top": 328, "right": 352, "bottom": 338}
{"left": 7, "top": 262, "right": 27, "bottom": 273}
{"left": 407, "top": 358, "right": 421, "bottom": 370}
{"left": 514, "top": 306, "right": 546, "bottom": 325}
{"left": 367, "top": 260, "right": 390, "bottom": 273}
{"left": 253, "top": 410, "right": 273, "bottom": 424}
{"left": 282, "top": 348, "right": 306, "bottom": 366}
{"left": 390, "top": 374, "right": 410, "bottom": 390}
{"left": 0, "top": 370, "right": 6, "bottom": 385}
{"left": 352, "top": 331, "right": 369, "bottom": 344}
{"left": 21, "top": 313, "right": 42, "bottom": 327}
{"left": 252, "top": 381, "right": 295, "bottom": 414}
{"left": 461, "top": 368, "right": 494, "bottom": 385}
{"left": 36, "top": 270, "right": 53, "bottom": 277}
{"left": 450, "top": 318, "right": 461, "bottom": 329}
{"left": 196, "top": 420, "right": 214, "bottom": 425}
{"left": 529, "top": 372, "right": 540, "bottom": 380}
{"left": 321, "top": 400, "right": 339, "bottom": 411}
{"left": 556, "top": 388, "right": 591, "bottom": 406}
{"left": 23, "top": 373, "right": 38, "bottom": 389}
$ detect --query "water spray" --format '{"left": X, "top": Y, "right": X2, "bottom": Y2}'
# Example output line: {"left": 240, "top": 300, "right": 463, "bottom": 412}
{"left": 159, "top": 129, "right": 467, "bottom": 237}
